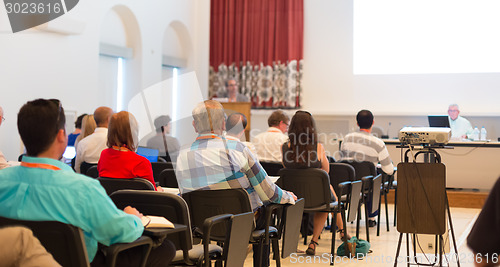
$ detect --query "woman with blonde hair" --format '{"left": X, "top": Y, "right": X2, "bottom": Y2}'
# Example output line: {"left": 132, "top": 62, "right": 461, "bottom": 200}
{"left": 97, "top": 111, "right": 159, "bottom": 191}
{"left": 74, "top": 114, "right": 96, "bottom": 150}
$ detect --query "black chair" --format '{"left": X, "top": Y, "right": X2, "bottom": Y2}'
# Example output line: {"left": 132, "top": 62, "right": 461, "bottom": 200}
{"left": 151, "top": 162, "right": 174, "bottom": 182}
{"left": 328, "top": 163, "right": 356, "bottom": 231}
{"left": 97, "top": 177, "right": 155, "bottom": 195}
{"left": 0, "top": 216, "right": 153, "bottom": 267}
{"left": 109, "top": 190, "right": 253, "bottom": 267}
{"left": 182, "top": 188, "right": 284, "bottom": 267}
{"left": 158, "top": 169, "right": 178, "bottom": 188}
{"left": 380, "top": 171, "right": 398, "bottom": 229}
{"left": 276, "top": 168, "right": 346, "bottom": 265}
{"left": 259, "top": 161, "right": 283, "bottom": 176}
{"left": 357, "top": 174, "right": 382, "bottom": 242}
{"left": 80, "top": 162, "right": 97, "bottom": 176}
{"left": 86, "top": 165, "right": 99, "bottom": 178}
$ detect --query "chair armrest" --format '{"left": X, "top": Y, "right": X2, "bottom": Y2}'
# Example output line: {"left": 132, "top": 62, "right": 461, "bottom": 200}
{"left": 103, "top": 236, "right": 153, "bottom": 267}
{"left": 338, "top": 181, "right": 351, "bottom": 198}
{"left": 262, "top": 204, "right": 283, "bottom": 242}
{"left": 202, "top": 214, "right": 233, "bottom": 267}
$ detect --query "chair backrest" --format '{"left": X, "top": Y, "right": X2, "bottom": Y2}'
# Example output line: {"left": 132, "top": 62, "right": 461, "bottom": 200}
{"left": 151, "top": 162, "right": 174, "bottom": 183}
{"left": 109, "top": 190, "right": 193, "bottom": 254}
{"left": 158, "top": 169, "right": 178, "bottom": 188}
{"left": 0, "top": 216, "right": 89, "bottom": 267}
{"left": 339, "top": 160, "right": 376, "bottom": 181}
{"left": 86, "top": 165, "right": 99, "bottom": 178}
{"left": 182, "top": 189, "right": 253, "bottom": 240}
{"left": 276, "top": 168, "right": 332, "bottom": 209}
{"left": 329, "top": 163, "right": 355, "bottom": 196}
{"left": 259, "top": 161, "right": 283, "bottom": 176}
{"left": 80, "top": 162, "right": 97, "bottom": 176}
{"left": 97, "top": 177, "right": 155, "bottom": 195}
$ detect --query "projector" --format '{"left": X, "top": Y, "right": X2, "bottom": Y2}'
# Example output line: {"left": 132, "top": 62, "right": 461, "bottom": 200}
{"left": 399, "top": 127, "right": 451, "bottom": 145}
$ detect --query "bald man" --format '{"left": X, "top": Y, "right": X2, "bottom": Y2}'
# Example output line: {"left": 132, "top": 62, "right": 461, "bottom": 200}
{"left": 75, "top": 107, "right": 113, "bottom": 173}
{"left": 0, "top": 106, "right": 8, "bottom": 170}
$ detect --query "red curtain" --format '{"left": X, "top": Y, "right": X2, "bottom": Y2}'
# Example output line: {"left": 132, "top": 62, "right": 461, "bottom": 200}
{"left": 209, "top": 0, "right": 304, "bottom": 108}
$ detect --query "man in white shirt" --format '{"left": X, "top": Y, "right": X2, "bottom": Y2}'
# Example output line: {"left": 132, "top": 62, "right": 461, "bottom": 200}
{"left": 0, "top": 106, "right": 8, "bottom": 170}
{"left": 253, "top": 110, "right": 289, "bottom": 162}
{"left": 75, "top": 106, "right": 113, "bottom": 173}
{"left": 448, "top": 104, "right": 473, "bottom": 139}
{"left": 226, "top": 112, "right": 258, "bottom": 156}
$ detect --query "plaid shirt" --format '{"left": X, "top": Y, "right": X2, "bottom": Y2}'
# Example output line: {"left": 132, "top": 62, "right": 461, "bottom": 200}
{"left": 176, "top": 133, "right": 295, "bottom": 211}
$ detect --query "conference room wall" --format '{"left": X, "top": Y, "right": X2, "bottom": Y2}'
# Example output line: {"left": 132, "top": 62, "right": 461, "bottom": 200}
{"left": 0, "top": 0, "right": 209, "bottom": 160}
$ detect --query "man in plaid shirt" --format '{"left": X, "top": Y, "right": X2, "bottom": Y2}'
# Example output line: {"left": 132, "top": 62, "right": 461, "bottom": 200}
{"left": 175, "top": 100, "right": 296, "bottom": 211}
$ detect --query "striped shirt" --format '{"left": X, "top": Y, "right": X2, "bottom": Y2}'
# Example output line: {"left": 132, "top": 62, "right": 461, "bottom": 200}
{"left": 340, "top": 131, "right": 394, "bottom": 175}
{"left": 175, "top": 133, "right": 295, "bottom": 211}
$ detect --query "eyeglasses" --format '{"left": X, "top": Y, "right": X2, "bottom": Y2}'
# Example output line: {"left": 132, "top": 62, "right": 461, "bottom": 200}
{"left": 1, "top": 116, "right": 5, "bottom": 122}
{"left": 49, "top": 99, "right": 62, "bottom": 132}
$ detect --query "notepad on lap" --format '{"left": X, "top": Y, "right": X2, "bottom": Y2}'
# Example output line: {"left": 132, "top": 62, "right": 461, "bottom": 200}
{"left": 141, "top": 216, "right": 174, "bottom": 228}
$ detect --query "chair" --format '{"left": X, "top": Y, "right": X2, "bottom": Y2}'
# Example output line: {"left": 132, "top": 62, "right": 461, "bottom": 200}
{"left": 357, "top": 174, "right": 382, "bottom": 242}
{"left": 182, "top": 188, "right": 284, "bottom": 267}
{"left": 276, "top": 168, "right": 346, "bottom": 265}
{"left": 158, "top": 169, "right": 178, "bottom": 188}
{"left": 259, "top": 161, "right": 283, "bottom": 176}
{"left": 151, "top": 162, "right": 174, "bottom": 182}
{"left": 80, "top": 162, "right": 97, "bottom": 176}
{"left": 380, "top": 171, "right": 398, "bottom": 228}
{"left": 97, "top": 177, "right": 155, "bottom": 195}
{"left": 0, "top": 216, "right": 153, "bottom": 267}
{"left": 328, "top": 163, "right": 356, "bottom": 230}
{"left": 109, "top": 190, "right": 253, "bottom": 267}
{"left": 86, "top": 165, "right": 99, "bottom": 178}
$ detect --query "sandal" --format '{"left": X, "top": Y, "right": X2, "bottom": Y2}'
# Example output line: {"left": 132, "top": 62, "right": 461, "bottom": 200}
{"left": 306, "top": 240, "right": 319, "bottom": 255}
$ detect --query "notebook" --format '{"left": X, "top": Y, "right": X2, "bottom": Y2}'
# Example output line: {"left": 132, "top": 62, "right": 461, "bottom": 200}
{"left": 428, "top": 115, "right": 450, "bottom": 128}
{"left": 136, "top": 146, "right": 159, "bottom": 162}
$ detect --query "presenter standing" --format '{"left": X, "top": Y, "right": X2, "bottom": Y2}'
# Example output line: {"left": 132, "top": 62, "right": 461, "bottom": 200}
{"left": 448, "top": 104, "right": 473, "bottom": 139}
{"left": 217, "top": 79, "right": 249, "bottom": 102}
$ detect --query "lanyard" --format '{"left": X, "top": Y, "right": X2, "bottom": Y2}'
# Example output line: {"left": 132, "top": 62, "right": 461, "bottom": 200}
{"left": 21, "top": 162, "right": 61, "bottom": 171}
{"left": 360, "top": 129, "right": 371, "bottom": 134}
{"left": 196, "top": 134, "right": 222, "bottom": 141}
{"left": 112, "top": 145, "right": 130, "bottom": 152}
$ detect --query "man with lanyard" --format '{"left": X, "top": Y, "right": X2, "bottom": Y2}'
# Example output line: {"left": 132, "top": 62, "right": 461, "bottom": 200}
{"left": 253, "top": 109, "right": 290, "bottom": 162}
{"left": 0, "top": 98, "right": 175, "bottom": 266}
{"left": 340, "top": 109, "right": 394, "bottom": 227}
{"left": 175, "top": 100, "right": 296, "bottom": 267}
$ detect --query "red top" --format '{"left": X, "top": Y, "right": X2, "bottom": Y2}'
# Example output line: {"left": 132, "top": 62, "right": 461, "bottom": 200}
{"left": 98, "top": 148, "right": 157, "bottom": 190}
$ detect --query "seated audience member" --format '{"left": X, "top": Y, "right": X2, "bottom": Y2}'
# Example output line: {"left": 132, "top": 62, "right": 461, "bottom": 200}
{"left": 68, "top": 113, "right": 86, "bottom": 146}
{"left": 448, "top": 103, "right": 473, "bottom": 139}
{"left": 98, "top": 111, "right": 159, "bottom": 191}
{"left": 146, "top": 115, "right": 180, "bottom": 162}
{"left": 340, "top": 109, "right": 394, "bottom": 227}
{"left": 225, "top": 112, "right": 258, "bottom": 156}
{"left": 282, "top": 110, "right": 349, "bottom": 255}
{"left": 216, "top": 79, "right": 249, "bottom": 102}
{"left": 467, "top": 177, "right": 500, "bottom": 267}
{"left": 0, "top": 105, "right": 8, "bottom": 170}
{"left": 253, "top": 109, "right": 290, "bottom": 162}
{"left": 74, "top": 114, "right": 97, "bottom": 150}
{"left": 176, "top": 100, "right": 296, "bottom": 267}
{"left": 75, "top": 107, "right": 113, "bottom": 173}
{"left": 0, "top": 226, "right": 61, "bottom": 267}
{"left": 0, "top": 99, "right": 175, "bottom": 266}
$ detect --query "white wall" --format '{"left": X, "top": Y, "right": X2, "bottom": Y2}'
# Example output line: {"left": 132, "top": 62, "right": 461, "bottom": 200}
{"left": 0, "top": 0, "right": 209, "bottom": 160}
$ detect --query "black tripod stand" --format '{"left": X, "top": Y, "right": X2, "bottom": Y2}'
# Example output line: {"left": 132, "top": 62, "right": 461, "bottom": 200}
{"left": 394, "top": 145, "right": 460, "bottom": 267}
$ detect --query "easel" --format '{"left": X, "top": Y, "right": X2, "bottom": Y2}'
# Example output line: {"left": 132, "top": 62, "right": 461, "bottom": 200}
{"left": 394, "top": 145, "right": 460, "bottom": 267}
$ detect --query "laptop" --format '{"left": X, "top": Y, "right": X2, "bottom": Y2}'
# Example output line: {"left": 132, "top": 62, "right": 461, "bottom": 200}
{"left": 136, "top": 146, "right": 160, "bottom": 162}
{"left": 428, "top": 115, "right": 450, "bottom": 128}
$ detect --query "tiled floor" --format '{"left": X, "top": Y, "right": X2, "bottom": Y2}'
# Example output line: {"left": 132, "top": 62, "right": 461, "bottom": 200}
{"left": 243, "top": 204, "right": 480, "bottom": 266}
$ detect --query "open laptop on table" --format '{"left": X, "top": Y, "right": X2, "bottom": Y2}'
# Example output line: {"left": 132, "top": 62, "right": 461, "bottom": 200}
{"left": 428, "top": 115, "right": 450, "bottom": 128}
{"left": 136, "top": 146, "right": 160, "bottom": 162}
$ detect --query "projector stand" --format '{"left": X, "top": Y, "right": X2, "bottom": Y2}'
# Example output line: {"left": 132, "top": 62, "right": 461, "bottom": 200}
{"left": 394, "top": 146, "right": 460, "bottom": 267}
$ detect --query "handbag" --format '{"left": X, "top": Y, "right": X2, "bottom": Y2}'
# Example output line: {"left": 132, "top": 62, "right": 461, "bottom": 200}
{"left": 336, "top": 236, "right": 371, "bottom": 257}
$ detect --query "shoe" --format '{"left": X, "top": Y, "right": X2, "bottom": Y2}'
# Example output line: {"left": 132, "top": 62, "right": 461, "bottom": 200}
{"left": 337, "top": 229, "right": 351, "bottom": 240}
{"left": 306, "top": 240, "right": 319, "bottom": 255}
{"left": 368, "top": 219, "right": 377, "bottom": 227}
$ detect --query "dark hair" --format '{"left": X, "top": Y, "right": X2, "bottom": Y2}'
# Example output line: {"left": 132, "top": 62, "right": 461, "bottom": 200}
{"left": 18, "top": 99, "right": 66, "bottom": 156}
{"left": 75, "top": 113, "right": 87, "bottom": 129}
{"left": 226, "top": 113, "right": 247, "bottom": 135}
{"left": 267, "top": 110, "right": 289, "bottom": 127}
{"left": 356, "top": 110, "right": 374, "bottom": 129}
{"left": 154, "top": 115, "right": 171, "bottom": 133}
{"left": 286, "top": 110, "right": 318, "bottom": 164}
